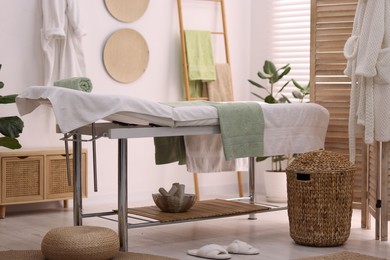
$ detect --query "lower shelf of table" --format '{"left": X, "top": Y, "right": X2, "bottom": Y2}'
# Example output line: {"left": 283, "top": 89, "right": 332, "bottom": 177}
{"left": 95, "top": 199, "right": 287, "bottom": 228}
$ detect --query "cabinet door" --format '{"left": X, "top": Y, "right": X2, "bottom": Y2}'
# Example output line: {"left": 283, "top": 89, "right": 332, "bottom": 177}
{"left": 45, "top": 153, "right": 87, "bottom": 199}
{"left": 1, "top": 156, "right": 44, "bottom": 203}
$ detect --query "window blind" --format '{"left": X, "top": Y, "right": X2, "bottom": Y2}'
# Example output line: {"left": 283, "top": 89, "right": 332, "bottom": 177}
{"left": 271, "top": 0, "right": 311, "bottom": 102}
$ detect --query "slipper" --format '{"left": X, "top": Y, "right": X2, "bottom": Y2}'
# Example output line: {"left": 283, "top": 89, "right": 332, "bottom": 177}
{"left": 225, "top": 240, "right": 260, "bottom": 255}
{"left": 187, "top": 244, "right": 232, "bottom": 259}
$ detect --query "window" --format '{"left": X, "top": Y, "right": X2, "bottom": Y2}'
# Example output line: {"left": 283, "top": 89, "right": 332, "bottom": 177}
{"left": 271, "top": 0, "right": 311, "bottom": 102}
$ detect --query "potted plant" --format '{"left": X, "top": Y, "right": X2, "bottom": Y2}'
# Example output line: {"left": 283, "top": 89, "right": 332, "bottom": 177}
{"left": 0, "top": 64, "right": 24, "bottom": 149}
{"left": 249, "top": 60, "right": 292, "bottom": 104}
{"left": 248, "top": 60, "right": 292, "bottom": 202}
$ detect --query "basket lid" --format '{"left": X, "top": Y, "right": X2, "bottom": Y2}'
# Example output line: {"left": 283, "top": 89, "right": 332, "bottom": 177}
{"left": 286, "top": 150, "right": 354, "bottom": 173}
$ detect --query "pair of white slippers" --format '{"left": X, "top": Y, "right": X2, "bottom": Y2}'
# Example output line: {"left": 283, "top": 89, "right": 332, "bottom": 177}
{"left": 187, "top": 240, "right": 260, "bottom": 259}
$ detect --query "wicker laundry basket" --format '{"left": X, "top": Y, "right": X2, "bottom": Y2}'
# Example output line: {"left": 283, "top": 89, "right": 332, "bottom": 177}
{"left": 286, "top": 150, "right": 355, "bottom": 247}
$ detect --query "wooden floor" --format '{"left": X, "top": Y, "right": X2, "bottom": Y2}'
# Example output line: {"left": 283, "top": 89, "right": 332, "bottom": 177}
{"left": 0, "top": 200, "right": 389, "bottom": 260}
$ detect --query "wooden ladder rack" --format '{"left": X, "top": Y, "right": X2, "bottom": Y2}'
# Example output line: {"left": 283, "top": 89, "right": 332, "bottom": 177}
{"left": 177, "top": 0, "right": 231, "bottom": 100}
{"left": 177, "top": 0, "right": 243, "bottom": 200}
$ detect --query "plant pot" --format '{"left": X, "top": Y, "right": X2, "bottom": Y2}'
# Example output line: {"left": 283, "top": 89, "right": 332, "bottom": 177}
{"left": 264, "top": 170, "right": 287, "bottom": 203}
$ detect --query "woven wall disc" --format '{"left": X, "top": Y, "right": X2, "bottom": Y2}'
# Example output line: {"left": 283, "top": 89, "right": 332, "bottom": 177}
{"left": 104, "top": 0, "right": 149, "bottom": 23}
{"left": 103, "top": 29, "right": 149, "bottom": 83}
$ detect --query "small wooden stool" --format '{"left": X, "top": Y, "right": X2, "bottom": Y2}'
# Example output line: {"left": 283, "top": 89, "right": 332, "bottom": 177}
{"left": 41, "top": 226, "right": 119, "bottom": 260}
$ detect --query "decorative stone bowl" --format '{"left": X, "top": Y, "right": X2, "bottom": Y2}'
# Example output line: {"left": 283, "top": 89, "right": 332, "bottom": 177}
{"left": 152, "top": 193, "right": 196, "bottom": 213}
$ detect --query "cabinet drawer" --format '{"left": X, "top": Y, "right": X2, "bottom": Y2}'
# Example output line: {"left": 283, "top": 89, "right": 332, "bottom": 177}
{"left": 45, "top": 153, "right": 87, "bottom": 199}
{"left": 1, "top": 156, "right": 44, "bottom": 203}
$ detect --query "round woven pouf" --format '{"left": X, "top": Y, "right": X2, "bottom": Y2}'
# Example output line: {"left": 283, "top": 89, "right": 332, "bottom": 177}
{"left": 41, "top": 226, "right": 119, "bottom": 260}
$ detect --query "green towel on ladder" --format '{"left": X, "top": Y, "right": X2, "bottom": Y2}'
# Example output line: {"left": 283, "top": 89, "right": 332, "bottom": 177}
{"left": 184, "top": 30, "right": 216, "bottom": 86}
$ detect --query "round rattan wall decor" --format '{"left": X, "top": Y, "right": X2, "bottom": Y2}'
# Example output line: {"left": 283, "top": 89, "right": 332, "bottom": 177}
{"left": 104, "top": 0, "right": 149, "bottom": 23}
{"left": 103, "top": 28, "right": 149, "bottom": 83}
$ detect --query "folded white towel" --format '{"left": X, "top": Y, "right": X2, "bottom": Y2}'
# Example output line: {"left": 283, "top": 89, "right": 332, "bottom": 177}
{"left": 184, "top": 134, "right": 248, "bottom": 173}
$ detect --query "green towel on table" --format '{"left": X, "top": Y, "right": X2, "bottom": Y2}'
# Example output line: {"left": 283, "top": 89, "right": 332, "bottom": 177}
{"left": 184, "top": 30, "right": 216, "bottom": 81}
{"left": 154, "top": 136, "right": 186, "bottom": 165}
{"left": 212, "top": 102, "right": 264, "bottom": 160}
{"left": 54, "top": 77, "right": 93, "bottom": 93}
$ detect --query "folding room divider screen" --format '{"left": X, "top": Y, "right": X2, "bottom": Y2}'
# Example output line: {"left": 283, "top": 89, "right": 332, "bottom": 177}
{"left": 311, "top": 0, "right": 390, "bottom": 241}
{"left": 310, "top": 0, "right": 364, "bottom": 218}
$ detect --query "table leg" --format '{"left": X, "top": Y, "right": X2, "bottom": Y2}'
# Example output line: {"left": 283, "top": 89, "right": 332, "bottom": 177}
{"left": 248, "top": 157, "right": 257, "bottom": 220}
{"left": 0, "top": 205, "right": 5, "bottom": 219}
{"left": 381, "top": 142, "right": 388, "bottom": 241}
{"left": 73, "top": 133, "right": 83, "bottom": 226}
{"left": 118, "top": 138, "right": 128, "bottom": 251}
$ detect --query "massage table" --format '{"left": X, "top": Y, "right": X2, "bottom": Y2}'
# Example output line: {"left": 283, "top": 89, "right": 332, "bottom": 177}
{"left": 16, "top": 86, "right": 330, "bottom": 251}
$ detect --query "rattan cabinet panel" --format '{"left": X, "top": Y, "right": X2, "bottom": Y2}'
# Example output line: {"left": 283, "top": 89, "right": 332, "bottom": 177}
{"left": 46, "top": 153, "right": 87, "bottom": 199}
{"left": 1, "top": 155, "right": 44, "bottom": 203}
{"left": 0, "top": 148, "right": 87, "bottom": 218}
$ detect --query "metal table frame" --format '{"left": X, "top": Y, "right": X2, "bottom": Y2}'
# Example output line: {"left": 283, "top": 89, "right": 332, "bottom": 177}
{"left": 69, "top": 122, "right": 259, "bottom": 252}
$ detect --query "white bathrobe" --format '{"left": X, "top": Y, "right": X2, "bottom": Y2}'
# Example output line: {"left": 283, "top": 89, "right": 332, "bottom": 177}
{"left": 41, "top": 0, "right": 87, "bottom": 85}
{"left": 344, "top": 0, "right": 390, "bottom": 162}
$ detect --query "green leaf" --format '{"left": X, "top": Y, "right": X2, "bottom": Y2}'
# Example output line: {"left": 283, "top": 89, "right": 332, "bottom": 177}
{"left": 270, "top": 71, "right": 279, "bottom": 84}
{"left": 250, "top": 92, "right": 265, "bottom": 101}
{"left": 0, "top": 94, "right": 17, "bottom": 104}
{"left": 303, "top": 81, "right": 311, "bottom": 94}
{"left": 279, "top": 63, "right": 290, "bottom": 70}
{"left": 0, "top": 136, "right": 22, "bottom": 149}
{"left": 0, "top": 64, "right": 2, "bottom": 89}
{"left": 278, "top": 80, "right": 291, "bottom": 93}
{"left": 257, "top": 71, "right": 268, "bottom": 80}
{"left": 263, "top": 60, "right": 276, "bottom": 75}
{"left": 0, "top": 116, "right": 24, "bottom": 137}
{"left": 279, "top": 94, "right": 291, "bottom": 103}
{"left": 264, "top": 95, "right": 277, "bottom": 104}
{"left": 292, "top": 90, "right": 304, "bottom": 99}
{"left": 278, "top": 66, "right": 291, "bottom": 80}
{"left": 256, "top": 156, "right": 269, "bottom": 162}
{"left": 248, "top": 79, "right": 267, "bottom": 90}
{"left": 292, "top": 79, "right": 304, "bottom": 90}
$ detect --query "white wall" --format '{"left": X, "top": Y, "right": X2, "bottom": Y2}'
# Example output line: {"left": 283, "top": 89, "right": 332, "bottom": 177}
{"left": 0, "top": 0, "right": 268, "bottom": 208}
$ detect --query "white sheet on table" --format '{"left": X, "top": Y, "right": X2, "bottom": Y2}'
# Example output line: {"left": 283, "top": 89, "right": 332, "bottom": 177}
{"left": 261, "top": 102, "right": 329, "bottom": 156}
{"left": 16, "top": 86, "right": 174, "bottom": 133}
{"left": 16, "top": 86, "right": 329, "bottom": 158}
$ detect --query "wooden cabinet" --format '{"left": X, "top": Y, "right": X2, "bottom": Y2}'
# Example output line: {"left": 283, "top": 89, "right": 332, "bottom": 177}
{"left": 0, "top": 148, "right": 87, "bottom": 218}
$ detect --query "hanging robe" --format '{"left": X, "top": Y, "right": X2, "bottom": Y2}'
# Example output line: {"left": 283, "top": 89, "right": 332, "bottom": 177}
{"left": 41, "top": 0, "right": 87, "bottom": 85}
{"left": 344, "top": 0, "right": 390, "bottom": 162}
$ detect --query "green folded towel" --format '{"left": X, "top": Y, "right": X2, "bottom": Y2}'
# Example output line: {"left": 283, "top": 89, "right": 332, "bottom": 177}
{"left": 54, "top": 77, "right": 93, "bottom": 92}
{"left": 154, "top": 136, "right": 186, "bottom": 165}
{"left": 211, "top": 102, "right": 264, "bottom": 160}
{"left": 184, "top": 30, "right": 216, "bottom": 81}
